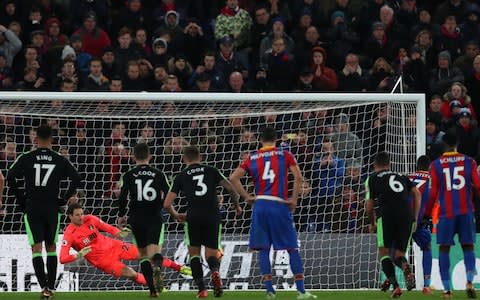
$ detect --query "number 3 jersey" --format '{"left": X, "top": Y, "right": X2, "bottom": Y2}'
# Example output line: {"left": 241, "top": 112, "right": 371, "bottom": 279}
{"left": 118, "top": 165, "right": 170, "bottom": 219}
{"left": 240, "top": 146, "right": 297, "bottom": 202}
{"left": 428, "top": 152, "right": 480, "bottom": 219}
{"left": 170, "top": 164, "right": 227, "bottom": 223}
{"left": 365, "top": 170, "right": 415, "bottom": 219}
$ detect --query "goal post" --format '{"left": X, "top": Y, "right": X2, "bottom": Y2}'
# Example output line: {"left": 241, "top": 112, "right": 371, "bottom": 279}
{"left": 0, "top": 92, "right": 425, "bottom": 292}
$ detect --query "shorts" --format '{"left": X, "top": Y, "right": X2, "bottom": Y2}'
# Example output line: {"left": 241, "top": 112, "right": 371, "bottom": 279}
{"left": 24, "top": 212, "right": 61, "bottom": 246}
{"left": 184, "top": 221, "right": 221, "bottom": 249}
{"left": 249, "top": 199, "right": 298, "bottom": 250}
{"left": 92, "top": 240, "right": 139, "bottom": 278}
{"left": 412, "top": 226, "right": 432, "bottom": 250}
{"left": 437, "top": 213, "right": 476, "bottom": 246}
{"left": 129, "top": 217, "right": 164, "bottom": 249}
{"left": 376, "top": 214, "right": 415, "bottom": 252}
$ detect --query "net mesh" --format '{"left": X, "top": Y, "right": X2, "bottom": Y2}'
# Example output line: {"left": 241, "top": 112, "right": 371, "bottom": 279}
{"left": 0, "top": 97, "right": 419, "bottom": 291}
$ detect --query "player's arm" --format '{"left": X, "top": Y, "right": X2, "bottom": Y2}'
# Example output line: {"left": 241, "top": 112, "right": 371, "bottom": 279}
{"left": 424, "top": 164, "right": 439, "bottom": 217}
{"left": 62, "top": 158, "right": 82, "bottom": 204}
{"left": 116, "top": 173, "right": 129, "bottom": 227}
{"left": 59, "top": 233, "right": 91, "bottom": 264}
{"left": 90, "top": 214, "right": 122, "bottom": 237}
{"left": 410, "top": 186, "right": 421, "bottom": 224}
{"left": 163, "top": 175, "right": 184, "bottom": 222}
{"left": 288, "top": 164, "right": 303, "bottom": 212}
{"left": 364, "top": 177, "right": 376, "bottom": 233}
{"left": 6, "top": 156, "right": 26, "bottom": 212}
{"left": 470, "top": 160, "right": 480, "bottom": 197}
{"left": 230, "top": 167, "right": 253, "bottom": 202}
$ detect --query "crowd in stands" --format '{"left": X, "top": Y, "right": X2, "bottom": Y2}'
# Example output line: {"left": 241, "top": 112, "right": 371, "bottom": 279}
{"left": 0, "top": 0, "right": 480, "bottom": 234}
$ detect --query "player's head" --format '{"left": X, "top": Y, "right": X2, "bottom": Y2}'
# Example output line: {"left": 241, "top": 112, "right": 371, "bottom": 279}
{"left": 373, "top": 151, "right": 390, "bottom": 171}
{"left": 416, "top": 155, "right": 431, "bottom": 171}
{"left": 66, "top": 203, "right": 84, "bottom": 225}
{"left": 442, "top": 133, "right": 457, "bottom": 151}
{"left": 133, "top": 143, "right": 151, "bottom": 163}
{"left": 182, "top": 145, "right": 201, "bottom": 165}
{"left": 36, "top": 124, "right": 53, "bottom": 144}
{"left": 260, "top": 127, "right": 277, "bottom": 146}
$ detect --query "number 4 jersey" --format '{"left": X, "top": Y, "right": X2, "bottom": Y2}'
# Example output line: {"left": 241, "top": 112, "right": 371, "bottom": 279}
{"left": 428, "top": 152, "right": 480, "bottom": 219}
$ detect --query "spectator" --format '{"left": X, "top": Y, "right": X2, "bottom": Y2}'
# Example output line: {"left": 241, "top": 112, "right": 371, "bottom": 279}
{"left": 152, "top": 0, "right": 187, "bottom": 29}
{"left": 52, "top": 58, "right": 81, "bottom": 91}
{"left": 189, "top": 51, "right": 225, "bottom": 90}
{"left": 123, "top": 60, "right": 147, "bottom": 91}
{"left": 327, "top": 0, "right": 358, "bottom": 28}
{"left": 364, "top": 22, "right": 394, "bottom": 64}
{"left": 0, "top": 138, "right": 16, "bottom": 171}
{"left": 227, "top": 71, "right": 247, "bottom": 93}
{"left": 293, "top": 179, "right": 314, "bottom": 232}
{"left": 434, "top": 0, "right": 471, "bottom": 25}
{"left": 459, "top": 5, "right": 480, "bottom": 44}
{"left": 411, "top": 7, "right": 441, "bottom": 40}
{"left": 337, "top": 53, "right": 368, "bottom": 92}
{"left": 43, "top": 17, "right": 68, "bottom": 50}
{"left": 15, "top": 66, "right": 45, "bottom": 91}
{"left": 465, "top": 55, "right": 480, "bottom": 117}
{"left": 155, "top": 10, "right": 184, "bottom": 55}
{"left": 150, "top": 64, "right": 168, "bottom": 91}
{"left": 403, "top": 45, "right": 428, "bottom": 93}
{"left": 70, "top": 0, "right": 109, "bottom": 30}
{"left": 438, "top": 15, "right": 464, "bottom": 62}
{"left": 0, "top": 24, "right": 22, "bottom": 67}
{"left": 311, "top": 46, "right": 338, "bottom": 91}
{"left": 182, "top": 20, "right": 207, "bottom": 68}
{"left": 83, "top": 58, "right": 109, "bottom": 91}
{"left": 8, "top": 21, "right": 22, "bottom": 40}
{"left": 294, "top": 67, "right": 316, "bottom": 92}
{"left": 396, "top": 0, "right": 419, "bottom": 33}
{"left": 24, "top": 6, "right": 44, "bottom": 37}
{"left": 73, "top": 11, "right": 111, "bottom": 58}
{"left": 216, "top": 35, "right": 248, "bottom": 79}
{"left": 413, "top": 29, "right": 438, "bottom": 69}
{"left": 454, "top": 41, "right": 479, "bottom": 77}
{"left": 249, "top": 5, "right": 271, "bottom": 67}
{"left": 101, "top": 46, "right": 118, "bottom": 79}
{"left": 379, "top": 4, "right": 409, "bottom": 45}
{"left": 149, "top": 37, "right": 170, "bottom": 67}
{"left": 441, "top": 81, "right": 476, "bottom": 121}
{"left": 167, "top": 53, "right": 193, "bottom": 89}
{"left": 359, "top": 0, "right": 387, "bottom": 38}
{"left": 294, "top": 25, "right": 327, "bottom": 68}
{"left": 162, "top": 74, "right": 181, "bottom": 92}
{"left": 192, "top": 73, "right": 213, "bottom": 92}
{"left": 429, "top": 50, "right": 464, "bottom": 95}
{"left": 215, "top": 0, "right": 252, "bottom": 49}
{"left": 60, "top": 78, "right": 76, "bottom": 92}
{"left": 259, "top": 16, "right": 295, "bottom": 67}
{"left": 428, "top": 95, "right": 445, "bottom": 128}
{"left": 134, "top": 28, "right": 152, "bottom": 57}
{"left": 0, "top": 51, "right": 13, "bottom": 90}
{"left": 114, "top": 27, "right": 144, "bottom": 73}
{"left": 325, "top": 10, "right": 360, "bottom": 70}
{"left": 329, "top": 113, "right": 363, "bottom": 165}
{"left": 0, "top": 1, "right": 21, "bottom": 27}
{"left": 452, "top": 108, "right": 480, "bottom": 157}
{"left": 262, "top": 37, "right": 297, "bottom": 91}
{"left": 426, "top": 116, "right": 445, "bottom": 160}
{"left": 367, "top": 57, "right": 396, "bottom": 92}
{"left": 112, "top": 0, "right": 153, "bottom": 35}
{"left": 291, "top": 7, "right": 313, "bottom": 46}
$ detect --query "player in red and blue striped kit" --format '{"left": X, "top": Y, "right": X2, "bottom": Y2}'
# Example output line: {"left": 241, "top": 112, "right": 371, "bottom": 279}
{"left": 409, "top": 156, "right": 433, "bottom": 295}
{"left": 426, "top": 133, "right": 480, "bottom": 299}
{"left": 230, "top": 127, "right": 316, "bottom": 299}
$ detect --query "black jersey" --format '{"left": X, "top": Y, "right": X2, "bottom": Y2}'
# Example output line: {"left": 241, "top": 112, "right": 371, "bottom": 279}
{"left": 118, "top": 164, "right": 170, "bottom": 218}
{"left": 170, "top": 163, "right": 226, "bottom": 222}
{"left": 7, "top": 148, "right": 81, "bottom": 211}
{"left": 366, "top": 170, "right": 415, "bottom": 219}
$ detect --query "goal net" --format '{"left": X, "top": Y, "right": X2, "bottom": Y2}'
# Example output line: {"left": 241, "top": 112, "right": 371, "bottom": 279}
{"left": 0, "top": 92, "right": 425, "bottom": 292}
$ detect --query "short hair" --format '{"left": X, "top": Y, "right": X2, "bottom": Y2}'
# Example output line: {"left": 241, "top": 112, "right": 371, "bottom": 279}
{"left": 260, "top": 127, "right": 277, "bottom": 143}
{"left": 374, "top": 151, "right": 390, "bottom": 167}
{"left": 416, "top": 155, "right": 431, "bottom": 171}
{"left": 66, "top": 203, "right": 83, "bottom": 215}
{"left": 183, "top": 145, "right": 200, "bottom": 161}
{"left": 134, "top": 143, "right": 150, "bottom": 161}
{"left": 36, "top": 124, "right": 53, "bottom": 140}
{"left": 442, "top": 133, "right": 457, "bottom": 147}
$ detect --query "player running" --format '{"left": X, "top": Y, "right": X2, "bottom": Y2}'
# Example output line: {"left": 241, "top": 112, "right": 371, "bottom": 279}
{"left": 230, "top": 127, "right": 317, "bottom": 299}
{"left": 7, "top": 124, "right": 81, "bottom": 298}
{"left": 365, "top": 152, "right": 420, "bottom": 298}
{"left": 60, "top": 204, "right": 148, "bottom": 287}
{"left": 426, "top": 133, "right": 479, "bottom": 299}
{"left": 164, "top": 145, "right": 241, "bottom": 298}
{"left": 117, "top": 143, "right": 191, "bottom": 297}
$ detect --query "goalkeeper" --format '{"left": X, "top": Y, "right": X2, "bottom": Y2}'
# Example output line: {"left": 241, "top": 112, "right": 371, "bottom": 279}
{"left": 60, "top": 203, "right": 148, "bottom": 286}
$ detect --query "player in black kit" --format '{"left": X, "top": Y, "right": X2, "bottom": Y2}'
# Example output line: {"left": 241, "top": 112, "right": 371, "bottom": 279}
{"left": 7, "top": 124, "right": 81, "bottom": 298}
{"left": 117, "top": 143, "right": 190, "bottom": 297}
{"left": 365, "top": 152, "right": 421, "bottom": 298}
{"left": 164, "top": 145, "right": 241, "bottom": 298}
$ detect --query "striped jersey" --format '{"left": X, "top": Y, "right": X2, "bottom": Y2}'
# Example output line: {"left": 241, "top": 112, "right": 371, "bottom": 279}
{"left": 240, "top": 146, "right": 297, "bottom": 201}
{"left": 408, "top": 171, "right": 431, "bottom": 222}
{"left": 428, "top": 152, "right": 480, "bottom": 219}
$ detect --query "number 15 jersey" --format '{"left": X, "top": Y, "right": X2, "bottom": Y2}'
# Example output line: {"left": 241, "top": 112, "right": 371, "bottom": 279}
{"left": 429, "top": 152, "right": 480, "bottom": 219}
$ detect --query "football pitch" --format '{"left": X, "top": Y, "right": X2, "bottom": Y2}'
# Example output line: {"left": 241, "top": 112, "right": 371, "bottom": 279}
{"left": 0, "top": 290, "right": 462, "bottom": 300}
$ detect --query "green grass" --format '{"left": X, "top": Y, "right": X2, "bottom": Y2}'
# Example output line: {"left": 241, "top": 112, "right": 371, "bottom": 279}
{"left": 0, "top": 290, "right": 470, "bottom": 300}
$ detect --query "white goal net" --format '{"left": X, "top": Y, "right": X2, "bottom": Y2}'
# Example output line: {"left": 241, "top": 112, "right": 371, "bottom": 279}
{"left": 0, "top": 92, "right": 425, "bottom": 292}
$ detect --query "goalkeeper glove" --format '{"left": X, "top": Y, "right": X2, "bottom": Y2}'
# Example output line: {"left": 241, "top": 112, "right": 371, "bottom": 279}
{"left": 76, "top": 246, "right": 92, "bottom": 259}
{"left": 117, "top": 226, "right": 131, "bottom": 239}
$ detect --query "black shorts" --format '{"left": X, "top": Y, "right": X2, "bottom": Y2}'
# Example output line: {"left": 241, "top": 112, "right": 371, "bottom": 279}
{"left": 129, "top": 217, "right": 164, "bottom": 249}
{"left": 377, "top": 213, "right": 414, "bottom": 252}
{"left": 184, "top": 221, "right": 221, "bottom": 249}
{"left": 24, "top": 212, "right": 61, "bottom": 246}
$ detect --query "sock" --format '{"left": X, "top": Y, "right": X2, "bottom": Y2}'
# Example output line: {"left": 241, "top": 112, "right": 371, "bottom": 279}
{"left": 46, "top": 252, "right": 57, "bottom": 290}
{"left": 206, "top": 256, "right": 220, "bottom": 272}
{"left": 439, "top": 251, "right": 451, "bottom": 291}
{"left": 135, "top": 272, "right": 147, "bottom": 286}
{"left": 152, "top": 253, "right": 163, "bottom": 268}
{"left": 32, "top": 254, "right": 47, "bottom": 289}
{"left": 394, "top": 256, "right": 409, "bottom": 272}
{"left": 288, "top": 249, "right": 305, "bottom": 293}
{"left": 464, "top": 250, "right": 476, "bottom": 283}
{"left": 259, "top": 249, "right": 274, "bottom": 293}
{"left": 422, "top": 249, "right": 432, "bottom": 287}
{"left": 381, "top": 256, "right": 398, "bottom": 288}
{"left": 190, "top": 256, "right": 205, "bottom": 291}
{"left": 163, "top": 257, "right": 181, "bottom": 272}
{"left": 140, "top": 259, "right": 155, "bottom": 293}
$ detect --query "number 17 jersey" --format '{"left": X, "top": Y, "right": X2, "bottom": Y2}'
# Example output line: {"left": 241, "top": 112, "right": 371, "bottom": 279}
{"left": 240, "top": 146, "right": 297, "bottom": 202}
{"left": 429, "top": 152, "right": 480, "bottom": 219}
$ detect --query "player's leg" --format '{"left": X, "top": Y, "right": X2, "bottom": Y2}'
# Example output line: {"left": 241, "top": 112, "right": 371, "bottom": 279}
{"left": 137, "top": 246, "right": 158, "bottom": 296}
{"left": 45, "top": 212, "right": 61, "bottom": 295}
{"left": 413, "top": 227, "right": 433, "bottom": 294}
{"left": 204, "top": 222, "right": 223, "bottom": 297}
{"left": 437, "top": 217, "right": 455, "bottom": 298}
{"left": 376, "top": 217, "right": 401, "bottom": 298}
{"left": 393, "top": 219, "right": 415, "bottom": 291}
{"left": 97, "top": 259, "right": 148, "bottom": 286}
{"left": 186, "top": 222, "right": 207, "bottom": 297}
{"left": 458, "top": 213, "right": 477, "bottom": 298}
{"left": 24, "top": 214, "right": 49, "bottom": 298}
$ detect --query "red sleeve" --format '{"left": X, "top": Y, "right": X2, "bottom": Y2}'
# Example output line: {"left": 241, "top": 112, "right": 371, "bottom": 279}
{"left": 441, "top": 101, "right": 451, "bottom": 120}
{"left": 425, "top": 162, "right": 439, "bottom": 217}
{"left": 239, "top": 156, "right": 250, "bottom": 172}
{"left": 285, "top": 151, "right": 297, "bottom": 167}
{"left": 470, "top": 159, "right": 480, "bottom": 196}
{"left": 321, "top": 68, "right": 339, "bottom": 90}
{"left": 89, "top": 215, "right": 121, "bottom": 237}
{"left": 59, "top": 229, "right": 76, "bottom": 264}
{"left": 468, "top": 103, "right": 477, "bottom": 119}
